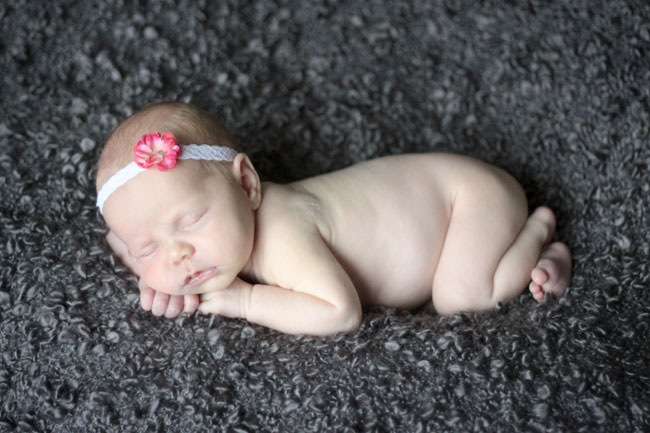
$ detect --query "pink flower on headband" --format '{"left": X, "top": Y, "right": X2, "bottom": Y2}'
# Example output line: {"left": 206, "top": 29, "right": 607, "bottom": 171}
{"left": 134, "top": 132, "right": 182, "bottom": 171}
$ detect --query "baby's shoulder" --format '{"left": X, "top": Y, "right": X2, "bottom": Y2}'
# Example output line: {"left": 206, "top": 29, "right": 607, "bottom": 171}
{"left": 258, "top": 182, "right": 323, "bottom": 221}
{"left": 251, "top": 182, "right": 333, "bottom": 283}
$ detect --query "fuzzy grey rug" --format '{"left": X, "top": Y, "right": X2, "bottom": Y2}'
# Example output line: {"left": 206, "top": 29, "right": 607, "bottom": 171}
{"left": 2, "top": 0, "right": 650, "bottom": 431}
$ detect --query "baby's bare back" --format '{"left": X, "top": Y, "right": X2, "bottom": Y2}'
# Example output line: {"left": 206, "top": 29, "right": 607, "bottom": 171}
{"left": 292, "top": 153, "right": 505, "bottom": 308}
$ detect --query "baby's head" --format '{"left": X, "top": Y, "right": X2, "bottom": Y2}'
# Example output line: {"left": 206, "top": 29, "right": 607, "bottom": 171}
{"left": 96, "top": 102, "right": 262, "bottom": 295}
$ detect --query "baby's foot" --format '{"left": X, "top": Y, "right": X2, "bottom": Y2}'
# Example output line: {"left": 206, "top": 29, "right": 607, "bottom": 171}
{"left": 529, "top": 242, "right": 572, "bottom": 302}
{"left": 530, "top": 206, "right": 556, "bottom": 245}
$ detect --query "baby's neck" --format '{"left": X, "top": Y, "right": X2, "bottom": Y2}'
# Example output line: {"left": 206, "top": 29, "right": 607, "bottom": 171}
{"left": 236, "top": 181, "right": 279, "bottom": 284}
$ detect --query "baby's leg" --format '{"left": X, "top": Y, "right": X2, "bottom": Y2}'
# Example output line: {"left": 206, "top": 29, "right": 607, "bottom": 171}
{"left": 432, "top": 165, "right": 570, "bottom": 315}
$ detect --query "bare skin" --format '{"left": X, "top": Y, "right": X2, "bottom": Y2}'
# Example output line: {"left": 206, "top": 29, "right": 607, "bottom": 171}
{"left": 103, "top": 150, "right": 572, "bottom": 335}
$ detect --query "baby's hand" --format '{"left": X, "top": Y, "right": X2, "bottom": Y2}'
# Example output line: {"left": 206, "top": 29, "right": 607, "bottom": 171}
{"left": 139, "top": 279, "right": 200, "bottom": 318}
{"left": 198, "top": 277, "right": 252, "bottom": 319}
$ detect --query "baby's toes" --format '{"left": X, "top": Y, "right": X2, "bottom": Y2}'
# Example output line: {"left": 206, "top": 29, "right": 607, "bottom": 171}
{"left": 531, "top": 266, "right": 550, "bottom": 286}
{"left": 529, "top": 281, "right": 544, "bottom": 302}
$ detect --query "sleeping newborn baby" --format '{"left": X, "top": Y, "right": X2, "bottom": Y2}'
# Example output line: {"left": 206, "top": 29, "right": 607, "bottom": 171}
{"left": 96, "top": 102, "right": 572, "bottom": 336}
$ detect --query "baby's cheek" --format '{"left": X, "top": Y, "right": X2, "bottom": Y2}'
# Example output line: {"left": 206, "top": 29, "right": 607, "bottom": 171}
{"left": 129, "top": 260, "right": 143, "bottom": 278}
{"left": 140, "top": 263, "right": 166, "bottom": 292}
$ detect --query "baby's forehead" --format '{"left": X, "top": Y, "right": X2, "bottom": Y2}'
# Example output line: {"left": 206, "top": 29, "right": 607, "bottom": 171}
{"left": 107, "top": 160, "right": 226, "bottom": 210}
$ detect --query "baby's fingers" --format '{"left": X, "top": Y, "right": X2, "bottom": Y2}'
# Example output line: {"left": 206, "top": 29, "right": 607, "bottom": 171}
{"left": 183, "top": 294, "right": 200, "bottom": 315}
{"left": 165, "top": 295, "right": 184, "bottom": 318}
{"left": 138, "top": 279, "right": 194, "bottom": 318}
{"left": 151, "top": 292, "right": 171, "bottom": 317}
{"left": 139, "top": 280, "right": 155, "bottom": 311}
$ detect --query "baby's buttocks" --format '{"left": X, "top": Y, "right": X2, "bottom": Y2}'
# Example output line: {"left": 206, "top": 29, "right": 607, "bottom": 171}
{"left": 294, "top": 154, "right": 456, "bottom": 309}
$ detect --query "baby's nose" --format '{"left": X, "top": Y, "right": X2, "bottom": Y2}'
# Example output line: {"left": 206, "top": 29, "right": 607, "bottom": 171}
{"left": 168, "top": 241, "right": 195, "bottom": 265}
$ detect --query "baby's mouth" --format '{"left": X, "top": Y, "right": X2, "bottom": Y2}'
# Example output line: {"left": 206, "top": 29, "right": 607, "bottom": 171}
{"left": 184, "top": 267, "right": 218, "bottom": 288}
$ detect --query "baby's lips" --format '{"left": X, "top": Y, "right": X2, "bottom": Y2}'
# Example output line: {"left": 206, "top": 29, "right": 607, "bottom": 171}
{"left": 183, "top": 267, "right": 219, "bottom": 290}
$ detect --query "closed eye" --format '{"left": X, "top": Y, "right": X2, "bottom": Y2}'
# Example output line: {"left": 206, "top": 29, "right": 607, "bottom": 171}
{"left": 180, "top": 209, "right": 207, "bottom": 230}
{"left": 138, "top": 244, "right": 158, "bottom": 259}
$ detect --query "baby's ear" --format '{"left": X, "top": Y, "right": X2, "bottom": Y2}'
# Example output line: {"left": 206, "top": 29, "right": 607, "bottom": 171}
{"left": 231, "top": 153, "right": 262, "bottom": 210}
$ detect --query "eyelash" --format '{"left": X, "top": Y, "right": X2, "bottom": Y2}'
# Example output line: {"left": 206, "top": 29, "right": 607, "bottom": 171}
{"left": 181, "top": 211, "right": 205, "bottom": 230}
{"left": 138, "top": 244, "right": 158, "bottom": 259}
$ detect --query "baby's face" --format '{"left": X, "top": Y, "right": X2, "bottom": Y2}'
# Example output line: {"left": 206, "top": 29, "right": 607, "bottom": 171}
{"left": 102, "top": 160, "right": 257, "bottom": 296}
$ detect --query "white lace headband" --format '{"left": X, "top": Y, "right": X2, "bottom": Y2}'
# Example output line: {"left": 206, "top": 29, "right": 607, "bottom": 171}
{"left": 96, "top": 133, "right": 238, "bottom": 214}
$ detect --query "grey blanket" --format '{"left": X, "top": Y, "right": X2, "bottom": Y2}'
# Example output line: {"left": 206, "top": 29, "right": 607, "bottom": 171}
{"left": 1, "top": 0, "right": 649, "bottom": 431}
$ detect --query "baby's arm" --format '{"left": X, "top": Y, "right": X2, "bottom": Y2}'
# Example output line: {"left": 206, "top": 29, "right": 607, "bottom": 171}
{"left": 199, "top": 220, "right": 362, "bottom": 336}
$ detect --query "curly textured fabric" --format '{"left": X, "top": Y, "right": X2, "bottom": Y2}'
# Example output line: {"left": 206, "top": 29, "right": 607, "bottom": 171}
{"left": 1, "top": 0, "right": 650, "bottom": 432}
{"left": 96, "top": 144, "right": 238, "bottom": 213}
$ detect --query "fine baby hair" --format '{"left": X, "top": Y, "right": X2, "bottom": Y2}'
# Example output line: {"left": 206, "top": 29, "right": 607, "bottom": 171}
{"left": 96, "top": 102, "right": 239, "bottom": 192}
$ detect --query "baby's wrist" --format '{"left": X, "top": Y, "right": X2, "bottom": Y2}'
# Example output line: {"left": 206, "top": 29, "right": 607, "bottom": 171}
{"left": 239, "top": 280, "right": 254, "bottom": 320}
